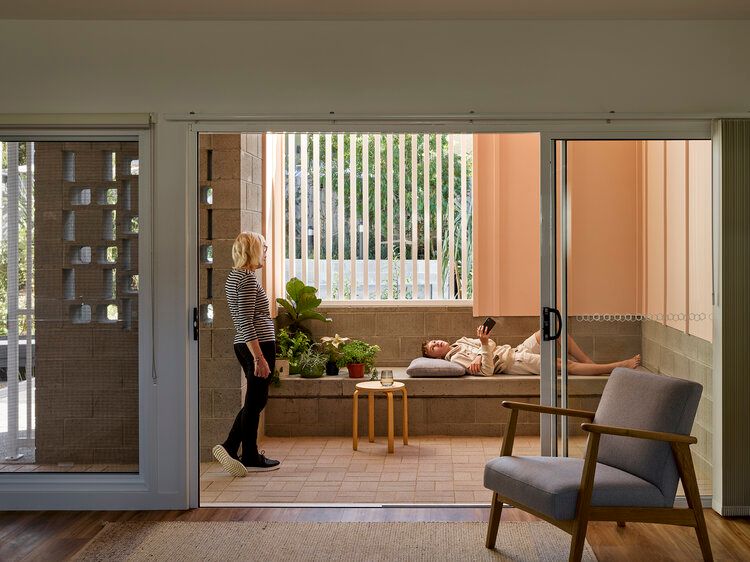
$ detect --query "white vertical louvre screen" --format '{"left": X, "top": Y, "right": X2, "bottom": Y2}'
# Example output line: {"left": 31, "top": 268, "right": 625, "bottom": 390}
{"left": 374, "top": 135, "right": 381, "bottom": 296}
{"left": 324, "top": 134, "right": 333, "bottom": 297}
{"left": 336, "top": 134, "right": 345, "bottom": 300}
{"left": 280, "top": 133, "right": 473, "bottom": 301}
{"left": 410, "top": 134, "right": 418, "bottom": 298}
{"left": 300, "top": 134, "right": 308, "bottom": 284}
{"left": 398, "top": 134, "right": 406, "bottom": 300}
{"left": 286, "top": 134, "right": 296, "bottom": 280}
{"left": 312, "top": 135, "right": 320, "bottom": 289}
{"left": 460, "top": 135, "right": 469, "bottom": 298}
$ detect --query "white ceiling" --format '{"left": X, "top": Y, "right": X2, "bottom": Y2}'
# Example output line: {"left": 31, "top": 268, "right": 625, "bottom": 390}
{"left": 1, "top": 0, "right": 749, "bottom": 20}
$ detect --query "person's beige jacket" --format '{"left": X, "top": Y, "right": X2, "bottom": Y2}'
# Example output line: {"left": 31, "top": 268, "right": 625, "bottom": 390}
{"left": 444, "top": 337, "right": 514, "bottom": 376}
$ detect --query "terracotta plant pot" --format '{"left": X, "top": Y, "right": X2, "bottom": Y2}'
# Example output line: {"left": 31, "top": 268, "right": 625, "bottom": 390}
{"left": 346, "top": 363, "right": 365, "bottom": 378}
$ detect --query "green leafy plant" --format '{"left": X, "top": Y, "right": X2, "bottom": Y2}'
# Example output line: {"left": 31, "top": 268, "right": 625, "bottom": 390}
{"left": 276, "top": 327, "right": 312, "bottom": 374}
{"left": 336, "top": 340, "right": 380, "bottom": 373}
{"left": 276, "top": 277, "right": 331, "bottom": 335}
{"left": 297, "top": 348, "right": 327, "bottom": 379}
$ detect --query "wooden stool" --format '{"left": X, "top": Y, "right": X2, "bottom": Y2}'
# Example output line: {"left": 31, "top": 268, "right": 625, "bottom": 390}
{"left": 352, "top": 381, "right": 408, "bottom": 454}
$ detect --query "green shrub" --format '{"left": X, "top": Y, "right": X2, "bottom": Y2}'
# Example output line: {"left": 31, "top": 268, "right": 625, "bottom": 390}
{"left": 277, "top": 328, "right": 312, "bottom": 374}
{"left": 276, "top": 277, "right": 331, "bottom": 335}
{"left": 298, "top": 349, "right": 327, "bottom": 379}
{"left": 336, "top": 340, "right": 380, "bottom": 373}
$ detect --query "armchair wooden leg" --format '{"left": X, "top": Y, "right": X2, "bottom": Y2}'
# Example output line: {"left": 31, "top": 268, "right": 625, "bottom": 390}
{"left": 485, "top": 492, "right": 503, "bottom": 549}
{"left": 569, "top": 431, "right": 599, "bottom": 562}
{"left": 569, "top": 517, "right": 590, "bottom": 562}
{"left": 673, "top": 443, "right": 714, "bottom": 561}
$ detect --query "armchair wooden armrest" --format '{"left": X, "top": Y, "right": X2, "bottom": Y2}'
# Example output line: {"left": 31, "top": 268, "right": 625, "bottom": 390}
{"left": 502, "top": 401, "right": 595, "bottom": 420}
{"left": 580, "top": 423, "right": 697, "bottom": 444}
{"left": 499, "top": 401, "right": 596, "bottom": 456}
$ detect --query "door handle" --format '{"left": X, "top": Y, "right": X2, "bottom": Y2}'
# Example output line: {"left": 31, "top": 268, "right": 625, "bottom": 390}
{"left": 193, "top": 307, "right": 199, "bottom": 341}
{"left": 542, "top": 307, "right": 562, "bottom": 341}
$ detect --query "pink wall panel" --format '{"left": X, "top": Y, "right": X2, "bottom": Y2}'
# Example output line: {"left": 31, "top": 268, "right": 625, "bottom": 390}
{"left": 688, "top": 140, "right": 713, "bottom": 342}
{"left": 472, "top": 136, "right": 711, "bottom": 342}
{"left": 473, "top": 133, "right": 540, "bottom": 316}
{"left": 665, "top": 140, "right": 688, "bottom": 332}
{"left": 646, "top": 141, "right": 666, "bottom": 319}
{"left": 567, "top": 141, "right": 640, "bottom": 315}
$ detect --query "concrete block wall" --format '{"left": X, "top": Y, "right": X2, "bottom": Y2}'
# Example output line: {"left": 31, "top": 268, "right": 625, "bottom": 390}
{"left": 641, "top": 319, "right": 713, "bottom": 484}
{"left": 35, "top": 141, "right": 140, "bottom": 465}
{"left": 266, "top": 394, "right": 604, "bottom": 438}
{"left": 265, "top": 308, "right": 636, "bottom": 438}
{"left": 306, "top": 306, "right": 641, "bottom": 367}
{"left": 264, "top": 376, "right": 606, "bottom": 438}
{"left": 199, "top": 134, "right": 264, "bottom": 462}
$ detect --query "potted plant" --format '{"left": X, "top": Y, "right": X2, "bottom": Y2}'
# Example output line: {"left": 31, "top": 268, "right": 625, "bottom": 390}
{"left": 319, "top": 334, "right": 350, "bottom": 376}
{"left": 277, "top": 327, "right": 312, "bottom": 375}
{"left": 297, "top": 348, "right": 327, "bottom": 379}
{"left": 276, "top": 277, "right": 331, "bottom": 336}
{"left": 337, "top": 339, "right": 380, "bottom": 379}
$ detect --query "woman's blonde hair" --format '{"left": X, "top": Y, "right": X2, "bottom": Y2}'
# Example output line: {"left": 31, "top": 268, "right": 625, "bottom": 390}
{"left": 232, "top": 231, "right": 265, "bottom": 269}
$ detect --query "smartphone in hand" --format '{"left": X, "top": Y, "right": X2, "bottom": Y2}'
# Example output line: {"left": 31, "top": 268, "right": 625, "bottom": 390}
{"left": 482, "top": 317, "right": 496, "bottom": 333}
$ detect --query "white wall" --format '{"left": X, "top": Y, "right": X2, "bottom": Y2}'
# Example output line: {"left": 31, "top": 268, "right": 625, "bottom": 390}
{"left": 1, "top": 20, "right": 749, "bottom": 114}
{"left": 1, "top": 19, "right": 745, "bottom": 508}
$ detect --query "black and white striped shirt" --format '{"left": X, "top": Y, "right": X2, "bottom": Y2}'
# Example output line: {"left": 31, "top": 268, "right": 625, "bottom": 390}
{"left": 225, "top": 269, "right": 275, "bottom": 345}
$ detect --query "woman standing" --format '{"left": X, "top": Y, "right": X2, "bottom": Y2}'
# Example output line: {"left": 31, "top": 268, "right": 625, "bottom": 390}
{"left": 212, "top": 232, "right": 280, "bottom": 476}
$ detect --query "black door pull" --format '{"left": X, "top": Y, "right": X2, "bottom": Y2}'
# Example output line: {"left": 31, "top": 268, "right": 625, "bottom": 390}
{"left": 542, "top": 307, "right": 562, "bottom": 341}
{"left": 193, "top": 307, "right": 199, "bottom": 341}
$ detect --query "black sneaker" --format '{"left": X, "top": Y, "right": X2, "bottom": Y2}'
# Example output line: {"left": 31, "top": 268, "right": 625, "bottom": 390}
{"left": 244, "top": 451, "right": 281, "bottom": 472}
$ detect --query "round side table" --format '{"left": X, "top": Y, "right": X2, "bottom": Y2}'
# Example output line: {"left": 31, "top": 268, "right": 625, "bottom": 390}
{"left": 352, "top": 381, "right": 408, "bottom": 454}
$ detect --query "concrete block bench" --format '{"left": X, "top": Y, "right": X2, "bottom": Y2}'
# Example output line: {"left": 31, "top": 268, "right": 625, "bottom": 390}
{"left": 264, "top": 368, "right": 609, "bottom": 438}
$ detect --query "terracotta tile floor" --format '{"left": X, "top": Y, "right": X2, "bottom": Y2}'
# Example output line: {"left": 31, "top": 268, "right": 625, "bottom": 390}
{"left": 201, "top": 435, "right": 712, "bottom": 504}
{"left": 200, "top": 435, "right": 588, "bottom": 504}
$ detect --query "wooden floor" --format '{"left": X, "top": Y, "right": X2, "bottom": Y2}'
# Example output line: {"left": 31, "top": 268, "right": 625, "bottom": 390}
{"left": 1, "top": 507, "right": 748, "bottom": 561}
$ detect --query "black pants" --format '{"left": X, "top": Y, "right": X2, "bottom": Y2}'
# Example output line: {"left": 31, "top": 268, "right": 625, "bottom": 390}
{"left": 223, "top": 341, "right": 276, "bottom": 464}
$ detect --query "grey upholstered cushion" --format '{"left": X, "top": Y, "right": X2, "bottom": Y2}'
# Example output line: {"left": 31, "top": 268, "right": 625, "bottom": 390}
{"left": 484, "top": 456, "right": 667, "bottom": 520}
{"left": 406, "top": 357, "right": 466, "bottom": 378}
{"left": 594, "top": 368, "right": 702, "bottom": 505}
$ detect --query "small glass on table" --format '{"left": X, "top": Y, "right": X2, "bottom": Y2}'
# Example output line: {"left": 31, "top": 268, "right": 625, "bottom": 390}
{"left": 380, "top": 369, "right": 394, "bottom": 387}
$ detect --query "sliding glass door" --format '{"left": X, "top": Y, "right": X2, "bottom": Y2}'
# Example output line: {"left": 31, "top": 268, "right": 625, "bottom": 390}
{"left": 0, "top": 130, "right": 160, "bottom": 510}
{"left": 543, "top": 134, "right": 714, "bottom": 497}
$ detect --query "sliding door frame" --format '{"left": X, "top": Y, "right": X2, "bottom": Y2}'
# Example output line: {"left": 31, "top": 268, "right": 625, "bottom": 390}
{"left": 539, "top": 123, "right": 714, "bottom": 463}
{"left": 0, "top": 126, "right": 164, "bottom": 510}
{"left": 183, "top": 117, "right": 713, "bottom": 507}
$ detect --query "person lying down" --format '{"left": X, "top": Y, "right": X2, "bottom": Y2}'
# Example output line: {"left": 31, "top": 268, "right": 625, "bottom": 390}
{"left": 421, "top": 325, "right": 641, "bottom": 376}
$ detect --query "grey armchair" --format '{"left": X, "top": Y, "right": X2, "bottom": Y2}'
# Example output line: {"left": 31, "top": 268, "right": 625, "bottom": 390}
{"left": 484, "top": 368, "right": 712, "bottom": 561}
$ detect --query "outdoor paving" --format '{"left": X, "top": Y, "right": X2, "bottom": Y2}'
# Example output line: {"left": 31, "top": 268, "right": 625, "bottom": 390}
{"left": 200, "top": 435, "right": 589, "bottom": 504}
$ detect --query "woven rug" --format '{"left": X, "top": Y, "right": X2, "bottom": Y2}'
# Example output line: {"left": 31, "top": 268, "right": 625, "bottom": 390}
{"left": 74, "top": 521, "right": 597, "bottom": 561}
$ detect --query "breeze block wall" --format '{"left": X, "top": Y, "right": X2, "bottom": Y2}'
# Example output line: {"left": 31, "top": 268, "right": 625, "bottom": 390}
{"left": 199, "top": 134, "right": 264, "bottom": 462}
{"left": 641, "top": 319, "right": 713, "bottom": 487}
{"left": 34, "top": 141, "right": 140, "bottom": 466}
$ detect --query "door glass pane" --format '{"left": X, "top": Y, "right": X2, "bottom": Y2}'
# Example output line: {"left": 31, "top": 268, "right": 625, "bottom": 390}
{"left": 0, "top": 140, "right": 140, "bottom": 472}
{"left": 557, "top": 140, "right": 713, "bottom": 496}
